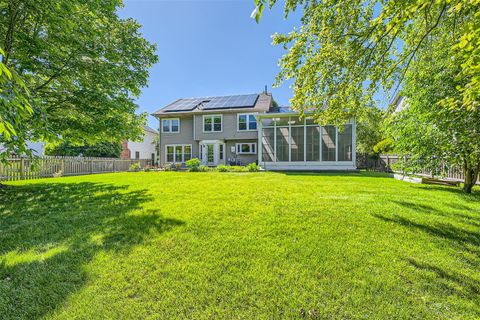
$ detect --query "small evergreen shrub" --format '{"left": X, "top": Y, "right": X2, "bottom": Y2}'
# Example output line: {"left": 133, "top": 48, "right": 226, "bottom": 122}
{"left": 246, "top": 163, "right": 261, "bottom": 172}
{"left": 217, "top": 165, "right": 229, "bottom": 172}
{"left": 129, "top": 162, "right": 141, "bottom": 171}
{"left": 199, "top": 165, "right": 209, "bottom": 172}
{"left": 186, "top": 158, "right": 201, "bottom": 172}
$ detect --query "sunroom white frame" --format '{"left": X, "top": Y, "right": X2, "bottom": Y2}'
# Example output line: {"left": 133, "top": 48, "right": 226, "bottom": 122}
{"left": 256, "top": 113, "right": 356, "bottom": 171}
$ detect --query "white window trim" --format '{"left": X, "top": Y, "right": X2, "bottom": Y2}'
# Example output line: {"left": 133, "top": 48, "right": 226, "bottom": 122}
{"left": 236, "top": 142, "right": 257, "bottom": 155}
{"left": 161, "top": 118, "right": 180, "bottom": 133}
{"left": 165, "top": 144, "right": 192, "bottom": 163}
{"left": 202, "top": 114, "right": 223, "bottom": 133}
{"left": 237, "top": 113, "right": 258, "bottom": 132}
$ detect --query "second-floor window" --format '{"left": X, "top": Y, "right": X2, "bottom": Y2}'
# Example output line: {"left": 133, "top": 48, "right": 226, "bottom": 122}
{"left": 162, "top": 118, "right": 180, "bottom": 133}
{"left": 203, "top": 115, "right": 222, "bottom": 132}
{"left": 238, "top": 113, "right": 257, "bottom": 131}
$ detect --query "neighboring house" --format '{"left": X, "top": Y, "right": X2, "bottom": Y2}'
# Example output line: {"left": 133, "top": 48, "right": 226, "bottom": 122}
{"left": 152, "top": 92, "right": 356, "bottom": 171}
{"left": 121, "top": 125, "right": 158, "bottom": 163}
{"left": 391, "top": 94, "right": 408, "bottom": 113}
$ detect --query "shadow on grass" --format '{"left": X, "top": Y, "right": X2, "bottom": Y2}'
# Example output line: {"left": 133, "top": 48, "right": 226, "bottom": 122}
{"left": 405, "top": 258, "right": 480, "bottom": 297}
{"left": 281, "top": 171, "right": 393, "bottom": 178}
{"left": 0, "top": 182, "right": 183, "bottom": 319}
{"left": 390, "top": 200, "right": 480, "bottom": 228}
{"left": 374, "top": 213, "right": 480, "bottom": 248}
{"left": 412, "top": 184, "right": 480, "bottom": 200}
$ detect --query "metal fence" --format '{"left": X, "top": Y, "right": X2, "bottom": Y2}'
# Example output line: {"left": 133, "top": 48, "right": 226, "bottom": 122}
{"left": 0, "top": 156, "right": 152, "bottom": 182}
{"left": 356, "top": 154, "right": 471, "bottom": 182}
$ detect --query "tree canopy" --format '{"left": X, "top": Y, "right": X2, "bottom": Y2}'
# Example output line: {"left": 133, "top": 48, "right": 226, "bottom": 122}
{"left": 252, "top": 0, "right": 479, "bottom": 124}
{"left": 45, "top": 141, "right": 122, "bottom": 158}
{"left": 253, "top": 0, "right": 479, "bottom": 192}
{"left": 0, "top": 0, "right": 157, "bottom": 160}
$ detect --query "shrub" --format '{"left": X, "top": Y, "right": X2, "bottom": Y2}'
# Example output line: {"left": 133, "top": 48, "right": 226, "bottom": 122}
{"left": 175, "top": 163, "right": 182, "bottom": 170}
{"left": 129, "top": 162, "right": 141, "bottom": 171}
{"left": 164, "top": 163, "right": 173, "bottom": 171}
{"left": 199, "top": 165, "right": 209, "bottom": 172}
{"left": 217, "top": 165, "right": 229, "bottom": 172}
{"left": 373, "top": 138, "right": 394, "bottom": 154}
{"left": 186, "top": 158, "right": 201, "bottom": 172}
{"left": 246, "top": 163, "right": 261, "bottom": 172}
{"left": 229, "top": 166, "right": 247, "bottom": 172}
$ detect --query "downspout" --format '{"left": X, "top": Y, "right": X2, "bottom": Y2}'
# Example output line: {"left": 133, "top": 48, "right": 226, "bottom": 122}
{"left": 257, "top": 115, "right": 263, "bottom": 168}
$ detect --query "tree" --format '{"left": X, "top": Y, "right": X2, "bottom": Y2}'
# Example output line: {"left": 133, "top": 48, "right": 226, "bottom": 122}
{"left": 252, "top": 0, "right": 479, "bottom": 192}
{"left": 45, "top": 141, "right": 121, "bottom": 158}
{"left": 0, "top": 48, "right": 33, "bottom": 161}
{"left": 387, "top": 30, "right": 480, "bottom": 193}
{"left": 356, "top": 107, "right": 386, "bottom": 155}
{"left": 0, "top": 0, "right": 157, "bottom": 158}
{"left": 251, "top": 0, "right": 478, "bottom": 121}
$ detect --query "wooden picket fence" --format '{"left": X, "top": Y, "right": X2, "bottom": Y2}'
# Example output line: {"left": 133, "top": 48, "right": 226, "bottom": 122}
{"left": 0, "top": 156, "right": 152, "bottom": 182}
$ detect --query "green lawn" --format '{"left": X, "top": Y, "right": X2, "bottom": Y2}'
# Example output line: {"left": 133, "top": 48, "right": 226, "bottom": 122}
{"left": 0, "top": 172, "right": 479, "bottom": 319}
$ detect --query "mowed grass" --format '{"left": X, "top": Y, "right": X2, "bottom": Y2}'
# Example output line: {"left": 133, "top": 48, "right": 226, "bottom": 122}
{"left": 0, "top": 172, "right": 479, "bottom": 319}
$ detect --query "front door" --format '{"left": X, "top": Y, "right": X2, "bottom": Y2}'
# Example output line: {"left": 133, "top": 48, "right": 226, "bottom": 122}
{"left": 200, "top": 141, "right": 224, "bottom": 166}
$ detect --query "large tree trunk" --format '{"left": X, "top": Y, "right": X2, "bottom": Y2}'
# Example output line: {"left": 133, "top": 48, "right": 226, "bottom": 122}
{"left": 463, "top": 165, "right": 479, "bottom": 194}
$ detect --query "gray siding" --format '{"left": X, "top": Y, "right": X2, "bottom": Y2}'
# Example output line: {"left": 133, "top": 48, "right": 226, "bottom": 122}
{"left": 225, "top": 140, "right": 258, "bottom": 165}
{"left": 194, "top": 113, "right": 258, "bottom": 141}
{"left": 157, "top": 114, "right": 260, "bottom": 166}
{"left": 158, "top": 116, "right": 199, "bottom": 165}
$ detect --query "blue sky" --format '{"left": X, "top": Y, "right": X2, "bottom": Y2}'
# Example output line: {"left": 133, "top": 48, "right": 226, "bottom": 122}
{"left": 119, "top": 0, "right": 302, "bottom": 128}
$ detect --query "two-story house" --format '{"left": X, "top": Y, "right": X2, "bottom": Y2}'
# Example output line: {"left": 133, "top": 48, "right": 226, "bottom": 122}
{"left": 152, "top": 92, "right": 356, "bottom": 171}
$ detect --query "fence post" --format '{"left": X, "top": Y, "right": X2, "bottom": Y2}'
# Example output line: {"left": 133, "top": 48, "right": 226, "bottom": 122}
{"left": 20, "top": 157, "right": 25, "bottom": 180}
{"left": 90, "top": 159, "right": 93, "bottom": 174}
{"left": 113, "top": 159, "right": 116, "bottom": 172}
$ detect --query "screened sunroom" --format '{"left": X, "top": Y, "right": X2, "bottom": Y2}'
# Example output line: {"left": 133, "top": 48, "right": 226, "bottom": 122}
{"left": 256, "top": 113, "right": 356, "bottom": 171}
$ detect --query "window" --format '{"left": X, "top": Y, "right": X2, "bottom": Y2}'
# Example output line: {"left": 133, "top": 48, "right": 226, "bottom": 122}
{"left": 203, "top": 115, "right": 222, "bottom": 132}
{"left": 219, "top": 144, "right": 224, "bottom": 160}
{"left": 238, "top": 113, "right": 257, "bottom": 131}
{"left": 135, "top": 151, "right": 140, "bottom": 160}
{"left": 184, "top": 145, "right": 192, "bottom": 162}
{"left": 162, "top": 118, "right": 180, "bottom": 133}
{"left": 165, "top": 144, "right": 192, "bottom": 163}
{"left": 338, "top": 124, "right": 353, "bottom": 161}
{"left": 236, "top": 143, "right": 257, "bottom": 154}
{"left": 166, "top": 146, "right": 174, "bottom": 162}
{"left": 322, "top": 126, "right": 336, "bottom": 161}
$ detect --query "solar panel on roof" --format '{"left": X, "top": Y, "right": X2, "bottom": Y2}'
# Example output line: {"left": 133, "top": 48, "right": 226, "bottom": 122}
{"left": 160, "top": 94, "right": 259, "bottom": 113}
{"left": 201, "top": 94, "right": 258, "bottom": 110}
{"left": 163, "top": 98, "right": 206, "bottom": 112}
